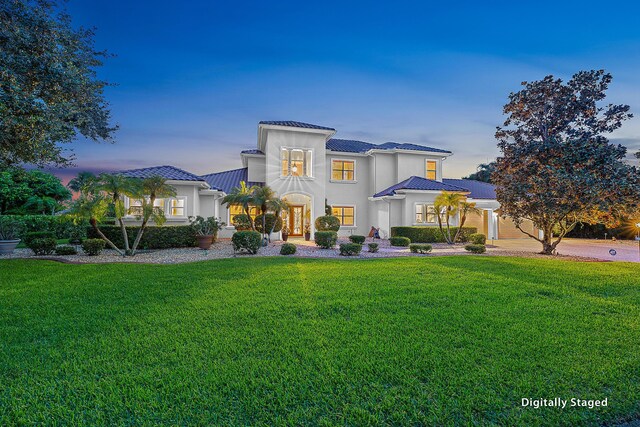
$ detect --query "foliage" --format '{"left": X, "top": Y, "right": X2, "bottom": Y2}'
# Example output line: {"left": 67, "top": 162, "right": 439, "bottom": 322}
{"left": 325, "top": 200, "right": 332, "bottom": 216}
{"left": 190, "top": 216, "right": 225, "bottom": 237}
{"left": 67, "top": 172, "right": 98, "bottom": 193}
{"left": 0, "top": 216, "right": 23, "bottom": 240}
{"left": 494, "top": 70, "right": 640, "bottom": 254}
{"left": 0, "top": 0, "right": 117, "bottom": 167}
{"left": 464, "top": 244, "right": 486, "bottom": 254}
{"left": 409, "top": 244, "right": 432, "bottom": 254}
{"left": 54, "top": 245, "right": 77, "bottom": 255}
{"left": 391, "top": 227, "right": 477, "bottom": 243}
{"left": 27, "top": 237, "right": 57, "bottom": 255}
{"left": 389, "top": 236, "right": 411, "bottom": 247}
{"left": 68, "top": 227, "right": 86, "bottom": 245}
{"left": 280, "top": 243, "right": 297, "bottom": 255}
{"left": 463, "top": 162, "right": 496, "bottom": 183}
{"left": 0, "top": 167, "right": 71, "bottom": 214}
{"left": 254, "top": 214, "right": 283, "bottom": 234}
{"left": 87, "top": 225, "right": 197, "bottom": 249}
{"left": 339, "top": 243, "right": 362, "bottom": 256}
{"left": 314, "top": 231, "right": 338, "bottom": 249}
{"left": 348, "top": 235, "right": 365, "bottom": 244}
{"left": 82, "top": 239, "right": 106, "bottom": 256}
{"left": 232, "top": 214, "right": 252, "bottom": 231}
{"left": 469, "top": 233, "right": 487, "bottom": 245}
{"left": 231, "top": 231, "right": 262, "bottom": 254}
{"left": 367, "top": 243, "right": 379, "bottom": 253}
{"left": 0, "top": 214, "right": 85, "bottom": 240}
{"left": 434, "top": 191, "right": 473, "bottom": 244}
{"left": 222, "top": 182, "right": 258, "bottom": 230}
{"left": 315, "top": 215, "right": 340, "bottom": 232}
{"left": 23, "top": 231, "right": 55, "bottom": 248}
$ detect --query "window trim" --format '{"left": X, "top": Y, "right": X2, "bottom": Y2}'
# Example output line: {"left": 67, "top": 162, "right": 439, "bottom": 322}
{"left": 332, "top": 205, "right": 356, "bottom": 227}
{"left": 227, "top": 204, "right": 260, "bottom": 225}
{"left": 330, "top": 158, "right": 357, "bottom": 182}
{"left": 280, "top": 147, "right": 313, "bottom": 178}
{"left": 414, "top": 203, "right": 446, "bottom": 225}
{"left": 425, "top": 160, "right": 437, "bottom": 180}
{"left": 166, "top": 196, "right": 187, "bottom": 218}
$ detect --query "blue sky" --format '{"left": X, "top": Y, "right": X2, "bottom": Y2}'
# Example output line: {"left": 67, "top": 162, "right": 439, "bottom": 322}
{"left": 54, "top": 0, "right": 640, "bottom": 182}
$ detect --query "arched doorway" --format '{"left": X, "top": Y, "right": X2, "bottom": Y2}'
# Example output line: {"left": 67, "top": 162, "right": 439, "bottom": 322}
{"left": 282, "top": 193, "right": 312, "bottom": 237}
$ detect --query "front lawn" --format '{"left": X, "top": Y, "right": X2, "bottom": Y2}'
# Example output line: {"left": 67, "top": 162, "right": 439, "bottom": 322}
{"left": 1, "top": 257, "right": 638, "bottom": 425}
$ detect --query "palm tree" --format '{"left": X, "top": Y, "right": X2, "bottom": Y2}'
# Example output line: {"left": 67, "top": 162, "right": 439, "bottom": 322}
{"left": 266, "top": 197, "right": 289, "bottom": 240}
{"left": 252, "top": 186, "right": 277, "bottom": 241}
{"left": 434, "top": 191, "right": 466, "bottom": 244}
{"left": 67, "top": 171, "right": 97, "bottom": 193}
{"left": 454, "top": 201, "right": 481, "bottom": 243}
{"left": 96, "top": 173, "right": 141, "bottom": 254}
{"left": 68, "top": 191, "right": 124, "bottom": 255}
{"left": 130, "top": 176, "right": 177, "bottom": 255}
{"left": 221, "top": 181, "right": 258, "bottom": 230}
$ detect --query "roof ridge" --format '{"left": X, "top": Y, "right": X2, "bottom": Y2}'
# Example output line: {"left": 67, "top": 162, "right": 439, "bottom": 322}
{"left": 200, "top": 167, "right": 247, "bottom": 177}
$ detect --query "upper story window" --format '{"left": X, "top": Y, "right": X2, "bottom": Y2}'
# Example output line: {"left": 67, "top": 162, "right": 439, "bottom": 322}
{"left": 281, "top": 148, "right": 312, "bottom": 177}
{"left": 331, "top": 160, "right": 355, "bottom": 181}
{"left": 426, "top": 160, "right": 437, "bottom": 180}
{"left": 332, "top": 206, "right": 355, "bottom": 226}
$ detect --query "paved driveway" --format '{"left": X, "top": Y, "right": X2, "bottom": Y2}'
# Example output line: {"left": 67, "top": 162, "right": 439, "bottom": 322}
{"left": 492, "top": 238, "right": 640, "bottom": 262}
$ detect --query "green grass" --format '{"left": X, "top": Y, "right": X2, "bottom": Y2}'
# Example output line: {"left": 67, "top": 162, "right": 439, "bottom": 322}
{"left": 1, "top": 257, "right": 639, "bottom": 426}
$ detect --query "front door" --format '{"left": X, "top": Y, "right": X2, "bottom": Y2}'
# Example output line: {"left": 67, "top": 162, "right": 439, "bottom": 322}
{"left": 289, "top": 205, "right": 304, "bottom": 236}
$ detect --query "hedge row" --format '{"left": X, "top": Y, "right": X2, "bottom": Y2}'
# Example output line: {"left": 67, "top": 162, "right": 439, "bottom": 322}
{"left": 87, "top": 225, "right": 197, "bottom": 249}
{"left": 390, "top": 226, "right": 477, "bottom": 243}
{"left": 1, "top": 214, "right": 88, "bottom": 240}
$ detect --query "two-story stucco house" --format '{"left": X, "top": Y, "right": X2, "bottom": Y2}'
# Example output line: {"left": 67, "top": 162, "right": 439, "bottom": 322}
{"left": 119, "top": 121, "right": 535, "bottom": 239}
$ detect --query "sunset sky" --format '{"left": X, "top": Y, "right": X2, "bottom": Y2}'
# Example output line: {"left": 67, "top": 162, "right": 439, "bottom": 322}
{"left": 49, "top": 0, "right": 640, "bottom": 184}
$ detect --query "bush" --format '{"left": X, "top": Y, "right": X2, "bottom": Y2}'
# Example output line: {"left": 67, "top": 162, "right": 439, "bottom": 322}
{"left": 280, "top": 243, "right": 296, "bottom": 255}
{"left": 389, "top": 236, "right": 411, "bottom": 247}
{"left": 254, "top": 214, "right": 283, "bottom": 233}
{"left": 465, "top": 244, "right": 486, "bottom": 254}
{"left": 390, "top": 226, "right": 478, "bottom": 243}
{"left": 368, "top": 243, "right": 379, "bottom": 253}
{"left": 314, "top": 231, "right": 338, "bottom": 249}
{"left": 68, "top": 227, "right": 86, "bottom": 244}
{"left": 28, "top": 237, "right": 57, "bottom": 255}
{"left": 315, "top": 215, "right": 341, "bottom": 232}
{"left": 410, "top": 244, "right": 432, "bottom": 254}
{"left": 348, "top": 235, "right": 365, "bottom": 244}
{"left": 232, "top": 214, "right": 252, "bottom": 231}
{"left": 0, "top": 215, "right": 87, "bottom": 240}
{"left": 87, "top": 225, "right": 197, "bottom": 249}
{"left": 339, "top": 243, "right": 362, "bottom": 256}
{"left": 469, "top": 233, "right": 487, "bottom": 245}
{"left": 55, "top": 245, "right": 78, "bottom": 255}
{"left": 82, "top": 239, "right": 106, "bottom": 256}
{"left": 23, "top": 231, "right": 55, "bottom": 248}
{"left": 232, "top": 231, "right": 261, "bottom": 254}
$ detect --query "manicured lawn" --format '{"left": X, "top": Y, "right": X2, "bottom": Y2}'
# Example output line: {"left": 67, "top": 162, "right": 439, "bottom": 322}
{"left": 1, "top": 257, "right": 639, "bottom": 425}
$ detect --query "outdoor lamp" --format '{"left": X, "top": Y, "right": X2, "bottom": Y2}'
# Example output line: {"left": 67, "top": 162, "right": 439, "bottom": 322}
{"left": 291, "top": 165, "right": 298, "bottom": 173}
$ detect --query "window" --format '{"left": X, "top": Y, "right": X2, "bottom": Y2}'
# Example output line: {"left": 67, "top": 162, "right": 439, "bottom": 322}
{"left": 129, "top": 198, "right": 143, "bottom": 216}
{"left": 168, "top": 198, "right": 185, "bottom": 217}
{"left": 415, "top": 204, "right": 444, "bottom": 224}
{"left": 332, "top": 206, "right": 355, "bottom": 226}
{"left": 281, "top": 148, "right": 312, "bottom": 177}
{"left": 229, "top": 205, "right": 259, "bottom": 220}
{"left": 426, "top": 160, "right": 437, "bottom": 180}
{"left": 331, "top": 160, "right": 355, "bottom": 181}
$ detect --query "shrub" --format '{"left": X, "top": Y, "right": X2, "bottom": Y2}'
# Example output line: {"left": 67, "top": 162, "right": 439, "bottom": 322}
{"left": 28, "top": 237, "right": 57, "bottom": 255}
{"left": 348, "top": 235, "right": 365, "bottom": 244}
{"left": 465, "top": 244, "right": 486, "bottom": 254}
{"left": 339, "top": 243, "right": 362, "bottom": 256}
{"left": 254, "top": 214, "right": 283, "bottom": 233}
{"left": 232, "top": 214, "right": 252, "bottom": 231}
{"left": 389, "top": 236, "right": 411, "bottom": 247}
{"left": 368, "top": 243, "right": 379, "bottom": 253}
{"left": 0, "top": 216, "right": 23, "bottom": 240}
{"left": 68, "top": 227, "right": 86, "bottom": 244}
{"left": 87, "top": 225, "right": 197, "bottom": 249}
{"left": 469, "top": 233, "right": 487, "bottom": 245}
{"left": 315, "top": 215, "right": 341, "bottom": 232}
{"left": 0, "top": 215, "right": 87, "bottom": 240}
{"left": 314, "top": 231, "right": 338, "bottom": 249}
{"left": 82, "top": 239, "right": 106, "bottom": 256}
{"left": 280, "top": 243, "right": 296, "bottom": 255}
{"left": 390, "top": 226, "right": 478, "bottom": 243}
{"left": 23, "top": 231, "right": 55, "bottom": 248}
{"left": 232, "top": 231, "right": 261, "bottom": 254}
{"left": 55, "top": 245, "right": 78, "bottom": 255}
{"left": 410, "top": 244, "right": 432, "bottom": 254}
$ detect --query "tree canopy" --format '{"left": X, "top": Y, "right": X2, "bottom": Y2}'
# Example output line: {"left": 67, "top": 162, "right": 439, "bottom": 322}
{"left": 463, "top": 162, "right": 496, "bottom": 183}
{"left": 0, "top": 167, "right": 71, "bottom": 214}
{"left": 0, "top": 0, "right": 117, "bottom": 167}
{"left": 493, "top": 70, "right": 640, "bottom": 254}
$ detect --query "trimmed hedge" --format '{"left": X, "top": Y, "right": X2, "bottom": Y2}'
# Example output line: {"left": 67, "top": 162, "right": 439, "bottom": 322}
{"left": 55, "top": 245, "right": 78, "bottom": 255}
{"left": 469, "top": 233, "right": 487, "bottom": 245}
{"left": 368, "top": 243, "right": 379, "bottom": 253}
{"left": 315, "top": 231, "right": 338, "bottom": 249}
{"left": 231, "top": 214, "right": 252, "bottom": 231}
{"left": 232, "top": 231, "right": 262, "bottom": 254}
{"left": 0, "top": 214, "right": 87, "bottom": 240}
{"left": 23, "top": 231, "right": 55, "bottom": 248}
{"left": 315, "top": 215, "right": 341, "bottom": 232}
{"left": 348, "top": 235, "right": 365, "bottom": 244}
{"left": 389, "top": 236, "right": 411, "bottom": 247}
{"left": 339, "top": 243, "right": 362, "bottom": 256}
{"left": 465, "top": 244, "right": 486, "bottom": 254}
{"left": 280, "top": 243, "right": 296, "bottom": 255}
{"left": 254, "top": 214, "right": 283, "bottom": 234}
{"left": 391, "top": 226, "right": 477, "bottom": 243}
{"left": 28, "top": 237, "right": 57, "bottom": 255}
{"left": 82, "top": 239, "right": 106, "bottom": 256}
{"left": 409, "top": 244, "right": 432, "bottom": 254}
{"left": 87, "top": 225, "right": 197, "bottom": 249}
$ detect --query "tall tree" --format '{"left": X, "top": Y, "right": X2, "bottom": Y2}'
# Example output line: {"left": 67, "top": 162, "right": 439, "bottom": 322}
{"left": 0, "top": 0, "right": 117, "bottom": 167}
{"left": 129, "top": 176, "right": 176, "bottom": 255}
{"left": 463, "top": 162, "right": 496, "bottom": 183}
{"left": 67, "top": 171, "right": 97, "bottom": 193}
{"left": 221, "top": 181, "right": 258, "bottom": 230}
{"left": 96, "top": 174, "right": 140, "bottom": 254}
{"left": 494, "top": 70, "right": 640, "bottom": 254}
{"left": 434, "top": 191, "right": 466, "bottom": 244}
{"left": 0, "top": 167, "right": 71, "bottom": 214}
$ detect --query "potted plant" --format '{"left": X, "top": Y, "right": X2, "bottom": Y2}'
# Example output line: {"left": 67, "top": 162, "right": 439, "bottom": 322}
{"left": 0, "top": 216, "right": 23, "bottom": 255}
{"left": 190, "top": 216, "right": 225, "bottom": 250}
{"left": 304, "top": 223, "right": 311, "bottom": 241}
{"left": 281, "top": 225, "right": 289, "bottom": 242}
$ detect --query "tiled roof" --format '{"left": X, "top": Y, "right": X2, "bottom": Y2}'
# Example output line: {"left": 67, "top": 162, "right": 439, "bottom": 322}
{"left": 200, "top": 167, "right": 264, "bottom": 194}
{"left": 118, "top": 165, "right": 205, "bottom": 182}
{"left": 443, "top": 179, "right": 496, "bottom": 199}
{"left": 373, "top": 176, "right": 469, "bottom": 198}
{"left": 259, "top": 121, "right": 336, "bottom": 131}
{"left": 240, "top": 149, "right": 265, "bottom": 155}
{"left": 327, "top": 138, "right": 451, "bottom": 154}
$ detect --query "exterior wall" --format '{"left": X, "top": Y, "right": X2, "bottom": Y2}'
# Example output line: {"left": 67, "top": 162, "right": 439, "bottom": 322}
{"left": 123, "top": 182, "right": 200, "bottom": 226}
{"left": 326, "top": 153, "right": 371, "bottom": 236}
{"left": 247, "top": 156, "right": 266, "bottom": 182}
{"left": 395, "top": 153, "right": 443, "bottom": 183}
{"left": 371, "top": 153, "right": 397, "bottom": 194}
{"left": 464, "top": 211, "right": 485, "bottom": 234}
{"left": 498, "top": 217, "right": 537, "bottom": 239}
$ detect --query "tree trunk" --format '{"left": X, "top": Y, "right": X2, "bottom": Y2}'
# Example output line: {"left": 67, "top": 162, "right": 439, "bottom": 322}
{"left": 130, "top": 195, "right": 155, "bottom": 255}
{"left": 117, "top": 217, "right": 130, "bottom": 255}
{"left": 89, "top": 217, "right": 124, "bottom": 256}
{"left": 539, "top": 226, "right": 558, "bottom": 255}
{"left": 453, "top": 214, "right": 467, "bottom": 243}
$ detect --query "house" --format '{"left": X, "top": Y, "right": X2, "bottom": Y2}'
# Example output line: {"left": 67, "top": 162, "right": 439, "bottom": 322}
{"left": 119, "top": 121, "right": 536, "bottom": 239}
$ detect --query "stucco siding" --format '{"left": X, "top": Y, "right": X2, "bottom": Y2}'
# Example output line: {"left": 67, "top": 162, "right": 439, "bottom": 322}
{"left": 498, "top": 217, "right": 537, "bottom": 239}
